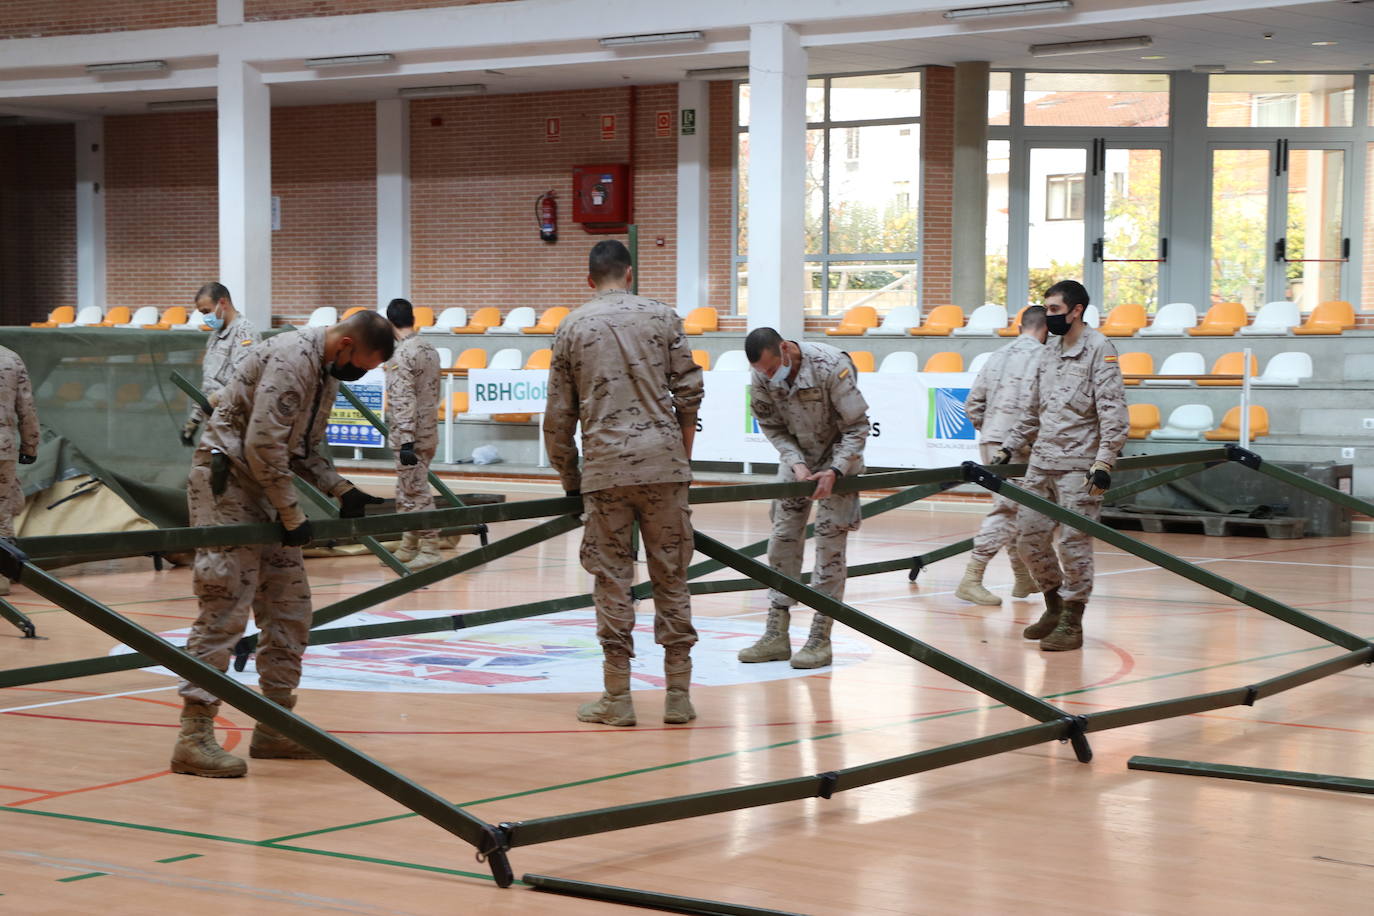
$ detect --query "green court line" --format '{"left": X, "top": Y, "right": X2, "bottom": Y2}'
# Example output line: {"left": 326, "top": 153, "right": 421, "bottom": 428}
{"left": 56, "top": 872, "right": 108, "bottom": 882}
{"left": 154, "top": 853, "right": 202, "bottom": 863}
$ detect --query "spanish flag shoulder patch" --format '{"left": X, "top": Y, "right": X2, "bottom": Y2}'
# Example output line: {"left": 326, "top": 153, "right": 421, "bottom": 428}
{"left": 241, "top": 339, "right": 253, "bottom": 346}
{"left": 838, "top": 368, "right": 850, "bottom": 379}
{"left": 1104, "top": 355, "right": 1118, "bottom": 363}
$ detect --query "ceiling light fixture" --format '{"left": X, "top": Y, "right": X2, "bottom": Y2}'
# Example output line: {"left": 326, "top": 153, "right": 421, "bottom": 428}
{"left": 944, "top": 0, "right": 1071, "bottom": 20}
{"left": 1140, "top": 55, "right": 1167, "bottom": 60}
{"left": 1311, "top": 40, "right": 1338, "bottom": 46}
{"left": 304, "top": 53, "right": 394, "bottom": 68}
{"left": 684, "top": 65, "right": 751, "bottom": 80}
{"left": 1029, "top": 35, "right": 1152, "bottom": 57}
{"left": 397, "top": 84, "right": 487, "bottom": 98}
{"left": 86, "top": 59, "right": 167, "bottom": 74}
{"left": 147, "top": 98, "right": 216, "bottom": 111}
{"left": 599, "top": 31, "right": 704, "bottom": 48}
{"left": 1252, "top": 59, "right": 1277, "bottom": 64}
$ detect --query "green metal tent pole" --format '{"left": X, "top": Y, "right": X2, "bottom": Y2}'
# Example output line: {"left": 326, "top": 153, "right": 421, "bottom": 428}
{"left": 1127, "top": 757, "right": 1374, "bottom": 795}
{"left": 692, "top": 531, "right": 1076, "bottom": 729}
{"left": 523, "top": 873, "right": 808, "bottom": 916}
{"left": 170, "top": 370, "right": 409, "bottom": 577}
{"left": 0, "top": 597, "right": 36, "bottom": 638}
{"left": 1, "top": 554, "right": 514, "bottom": 886}
{"left": 1103, "top": 460, "right": 1221, "bottom": 504}
{"left": 1229, "top": 445, "right": 1374, "bottom": 517}
{"left": 502, "top": 719, "right": 1066, "bottom": 848}
{"left": 964, "top": 463, "right": 1372, "bottom": 653}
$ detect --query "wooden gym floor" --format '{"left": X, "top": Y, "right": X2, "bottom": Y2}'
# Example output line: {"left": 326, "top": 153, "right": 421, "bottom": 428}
{"left": 1, "top": 475, "right": 1371, "bottom": 915}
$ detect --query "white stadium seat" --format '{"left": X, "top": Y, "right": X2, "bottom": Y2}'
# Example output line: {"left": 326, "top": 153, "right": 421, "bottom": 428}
{"left": 1150, "top": 404, "right": 1215, "bottom": 440}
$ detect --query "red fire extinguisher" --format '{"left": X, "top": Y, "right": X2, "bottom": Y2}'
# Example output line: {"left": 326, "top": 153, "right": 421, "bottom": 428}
{"left": 536, "top": 190, "right": 557, "bottom": 243}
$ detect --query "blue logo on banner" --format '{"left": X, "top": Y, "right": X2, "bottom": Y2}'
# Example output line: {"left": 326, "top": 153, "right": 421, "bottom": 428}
{"left": 928, "top": 387, "right": 975, "bottom": 440}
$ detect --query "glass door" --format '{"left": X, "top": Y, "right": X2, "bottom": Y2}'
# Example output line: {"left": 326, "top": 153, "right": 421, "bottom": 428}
{"left": 1208, "top": 141, "right": 1350, "bottom": 311}
{"left": 1015, "top": 140, "right": 1168, "bottom": 310}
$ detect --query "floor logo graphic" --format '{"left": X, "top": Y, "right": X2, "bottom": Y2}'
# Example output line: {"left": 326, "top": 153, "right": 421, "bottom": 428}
{"left": 112, "top": 610, "right": 870, "bottom": 694}
{"left": 928, "top": 387, "right": 975, "bottom": 440}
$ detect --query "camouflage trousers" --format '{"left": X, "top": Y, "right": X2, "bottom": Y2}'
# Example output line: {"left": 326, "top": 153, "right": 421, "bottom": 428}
{"left": 970, "top": 442, "right": 1029, "bottom": 563}
{"left": 0, "top": 459, "right": 21, "bottom": 538}
{"left": 395, "top": 443, "right": 437, "bottom": 538}
{"left": 1015, "top": 465, "right": 1102, "bottom": 603}
{"left": 767, "top": 487, "right": 862, "bottom": 610}
{"left": 581, "top": 482, "right": 697, "bottom": 657}
{"left": 178, "top": 461, "right": 314, "bottom": 704}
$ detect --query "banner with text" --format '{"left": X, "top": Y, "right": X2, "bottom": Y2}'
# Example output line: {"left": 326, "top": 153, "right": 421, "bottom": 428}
{"left": 327, "top": 368, "right": 385, "bottom": 448}
{"left": 463, "top": 368, "right": 979, "bottom": 468}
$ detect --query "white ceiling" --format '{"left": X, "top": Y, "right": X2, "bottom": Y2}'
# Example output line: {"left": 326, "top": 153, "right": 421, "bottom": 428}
{"left": 0, "top": 0, "right": 1369, "bottom": 119}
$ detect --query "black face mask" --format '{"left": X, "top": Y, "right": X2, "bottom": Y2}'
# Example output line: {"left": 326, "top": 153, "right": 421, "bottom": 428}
{"left": 328, "top": 345, "right": 368, "bottom": 381}
{"left": 1046, "top": 312, "right": 1073, "bottom": 336}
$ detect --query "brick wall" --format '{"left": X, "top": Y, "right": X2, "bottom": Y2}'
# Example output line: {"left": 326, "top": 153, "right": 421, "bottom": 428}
{"left": 0, "top": 0, "right": 213, "bottom": 38}
{"left": 0, "top": 124, "right": 76, "bottom": 325}
{"left": 245, "top": 0, "right": 515, "bottom": 20}
{"left": 105, "top": 111, "right": 218, "bottom": 312}
{"left": 920, "top": 65, "right": 954, "bottom": 310}
{"left": 271, "top": 103, "right": 376, "bottom": 324}
{"left": 410, "top": 84, "right": 678, "bottom": 318}
{"left": 707, "top": 80, "right": 736, "bottom": 317}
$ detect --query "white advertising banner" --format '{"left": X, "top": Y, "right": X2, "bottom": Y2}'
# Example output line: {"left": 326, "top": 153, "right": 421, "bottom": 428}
{"left": 468, "top": 369, "right": 551, "bottom": 413}
{"left": 458, "top": 368, "right": 982, "bottom": 468}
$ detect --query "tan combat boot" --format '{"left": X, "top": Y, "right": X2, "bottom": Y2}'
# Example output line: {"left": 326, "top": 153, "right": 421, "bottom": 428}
{"left": 1022, "top": 587, "right": 1063, "bottom": 641}
{"left": 406, "top": 536, "right": 443, "bottom": 572}
{"left": 954, "top": 557, "right": 1001, "bottom": 606}
{"left": 250, "top": 691, "right": 322, "bottom": 759}
{"left": 1041, "top": 600, "right": 1085, "bottom": 652}
{"left": 170, "top": 702, "right": 247, "bottom": 778}
{"left": 577, "top": 654, "right": 636, "bottom": 726}
{"left": 0, "top": 577, "right": 10, "bottom": 596}
{"left": 790, "top": 614, "right": 833, "bottom": 669}
{"left": 1010, "top": 555, "right": 1039, "bottom": 599}
{"left": 663, "top": 646, "right": 696, "bottom": 724}
{"left": 391, "top": 531, "right": 420, "bottom": 564}
{"left": 738, "top": 605, "right": 792, "bottom": 663}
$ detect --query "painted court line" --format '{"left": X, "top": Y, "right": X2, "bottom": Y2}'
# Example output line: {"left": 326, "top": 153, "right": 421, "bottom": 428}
{"left": 0, "top": 685, "right": 176, "bottom": 714}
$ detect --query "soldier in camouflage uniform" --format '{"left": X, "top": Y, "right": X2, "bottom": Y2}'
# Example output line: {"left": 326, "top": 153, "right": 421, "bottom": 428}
{"left": 180, "top": 283, "right": 259, "bottom": 446}
{"left": 544, "top": 240, "right": 704, "bottom": 727}
{"left": 384, "top": 299, "right": 442, "bottom": 571}
{"left": 738, "top": 328, "right": 870, "bottom": 670}
{"left": 171, "top": 311, "right": 395, "bottom": 777}
{"left": 0, "top": 344, "right": 39, "bottom": 596}
{"left": 956, "top": 305, "right": 1048, "bottom": 606}
{"left": 995, "top": 281, "right": 1129, "bottom": 652}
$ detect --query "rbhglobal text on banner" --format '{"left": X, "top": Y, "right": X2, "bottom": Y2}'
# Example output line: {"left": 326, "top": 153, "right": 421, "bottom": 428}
{"left": 475, "top": 380, "right": 548, "bottom": 403}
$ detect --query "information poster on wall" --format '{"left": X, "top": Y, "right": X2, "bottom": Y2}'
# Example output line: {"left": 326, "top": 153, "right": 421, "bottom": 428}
{"left": 327, "top": 368, "right": 385, "bottom": 448}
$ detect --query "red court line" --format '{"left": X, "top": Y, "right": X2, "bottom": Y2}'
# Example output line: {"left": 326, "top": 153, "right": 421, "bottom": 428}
{"left": 1221, "top": 542, "right": 1348, "bottom": 562}
{"left": 0, "top": 783, "right": 52, "bottom": 794}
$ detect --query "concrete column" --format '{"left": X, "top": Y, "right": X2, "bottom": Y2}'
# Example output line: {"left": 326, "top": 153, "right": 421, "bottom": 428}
{"left": 1166, "top": 71, "right": 1208, "bottom": 306}
{"left": 75, "top": 118, "right": 106, "bottom": 313}
{"left": 746, "top": 22, "right": 806, "bottom": 339}
{"left": 674, "top": 80, "right": 710, "bottom": 317}
{"left": 952, "top": 62, "right": 989, "bottom": 310}
{"left": 217, "top": 0, "right": 244, "bottom": 25}
{"left": 376, "top": 98, "right": 410, "bottom": 308}
{"left": 217, "top": 57, "right": 271, "bottom": 328}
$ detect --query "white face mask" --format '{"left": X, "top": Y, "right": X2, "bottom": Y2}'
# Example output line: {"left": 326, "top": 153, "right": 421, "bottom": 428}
{"left": 767, "top": 353, "right": 792, "bottom": 391}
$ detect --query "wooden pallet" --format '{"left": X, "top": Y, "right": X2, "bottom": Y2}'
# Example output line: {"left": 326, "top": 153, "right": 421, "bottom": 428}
{"left": 1103, "top": 507, "right": 1306, "bottom": 539}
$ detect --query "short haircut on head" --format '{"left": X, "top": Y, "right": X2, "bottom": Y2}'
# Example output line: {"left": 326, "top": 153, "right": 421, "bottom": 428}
{"left": 341, "top": 309, "right": 397, "bottom": 361}
{"left": 588, "top": 240, "right": 633, "bottom": 283}
{"left": 195, "top": 282, "right": 231, "bottom": 304}
{"left": 1021, "top": 305, "right": 1048, "bottom": 330}
{"left": 1044, "top": 279, "right": 1090, "bottom": 312}
{"left": 744, "top": 327, "right": 784, "bottom": 364}
{"left": 386, "top": 298, "right": 414, "bottom": 329}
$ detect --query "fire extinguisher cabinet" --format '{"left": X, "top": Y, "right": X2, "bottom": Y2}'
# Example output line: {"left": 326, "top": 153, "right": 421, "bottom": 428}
{"left": 572, "top": 163, "right": 631, "bottom": 231}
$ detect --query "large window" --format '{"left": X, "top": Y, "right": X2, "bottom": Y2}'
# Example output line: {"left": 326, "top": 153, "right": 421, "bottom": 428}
{"left": 1207, "top": 74, "right": 1355, "bottom": 128}
{"left": 735, "top": 70, "right": 921, "bottom": 316}
{"left": 1024, "top": 72, "right": 1170, "bottom": 127}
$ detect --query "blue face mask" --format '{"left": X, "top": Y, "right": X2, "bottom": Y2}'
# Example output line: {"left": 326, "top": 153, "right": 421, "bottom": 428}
{"left": 204, "top": 312, "right": 225, "bottom": 331}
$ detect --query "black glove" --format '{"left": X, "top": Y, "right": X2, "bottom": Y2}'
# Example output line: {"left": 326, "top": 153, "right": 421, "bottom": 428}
{"left": 17, "top": 454, "right": 35, "bottom": 465}
{"left": 990, "top": 446, "right": 1013, "bottom": 465}
{"left": 339, "top": 487, "right": 384, "bottom": 518}
{"left": 179, "top": 418, "right": 200, "bottom": 447}
{"left": 1086, "top": 460, "right": 1112, "bottom": 496}
{"left": 565, "top": 489, "right": 581, "bottom": 498}
{"left": 398, "top": 442, "right": 418, "bottom": 467}
{"left": 281, "top": 519, "right": 314, "bottom": 547}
